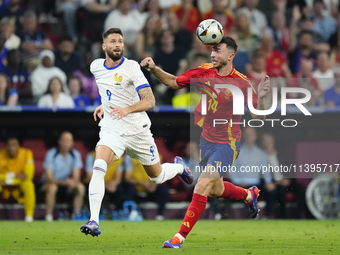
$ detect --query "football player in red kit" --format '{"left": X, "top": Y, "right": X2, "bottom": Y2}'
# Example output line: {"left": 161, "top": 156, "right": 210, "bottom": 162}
{"left": 141, "top": 36, "right": 271, "bottom": 248}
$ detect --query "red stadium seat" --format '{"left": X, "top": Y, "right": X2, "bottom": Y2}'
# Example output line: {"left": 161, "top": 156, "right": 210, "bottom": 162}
{"left": 73, "top": 140, "right": 88, "bottom": 178}
{"left": 73, "top": 140, "right": 88, "bottom": 162}
{"left": 153, "top": 137, "right": 176, "bottom": 163}
{"left": 22, "top": 139, "right": 47, "bottom": 182}
{"left": 153, "top": 137, "right": 192, "bottom": 201}
{"left": 47, "top": 33, "right": 62, "bottom": 48}
{"left": 173, "top": 140, "right": 187, "bottom": 157}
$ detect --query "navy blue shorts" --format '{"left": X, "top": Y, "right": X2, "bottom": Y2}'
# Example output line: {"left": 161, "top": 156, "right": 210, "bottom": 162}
{"left": 199, "top": 136, "right": 241, "bottom": 177}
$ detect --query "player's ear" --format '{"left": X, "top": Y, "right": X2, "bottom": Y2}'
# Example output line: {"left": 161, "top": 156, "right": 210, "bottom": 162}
{"left": 228, "top": 53, "right": 235, "bottom": 61}
{"left": 102, "top": 43, "right": 106, "bottom": 51}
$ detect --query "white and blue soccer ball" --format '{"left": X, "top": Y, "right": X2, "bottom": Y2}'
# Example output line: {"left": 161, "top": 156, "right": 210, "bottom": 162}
{"left": 196, "top": 19, "right": 224, "bottom": 45}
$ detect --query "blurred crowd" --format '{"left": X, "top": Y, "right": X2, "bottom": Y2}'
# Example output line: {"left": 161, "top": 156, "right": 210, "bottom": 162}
{"left": 0, "top": 132, "right": 193, "bottom": 221}
{"left": 0, "top": 127, "right": 313, "bottom": 221}
{"left": 0, "top": 0, "right": 339, "bottom": 107}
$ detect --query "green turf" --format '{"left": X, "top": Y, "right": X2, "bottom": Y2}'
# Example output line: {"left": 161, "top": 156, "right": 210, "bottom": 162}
{"left": 0, "top": 220, "right": 339, "bottom": 254}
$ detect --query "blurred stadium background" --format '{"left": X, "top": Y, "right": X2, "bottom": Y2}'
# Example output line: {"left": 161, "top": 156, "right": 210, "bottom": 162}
{"left": 0, "top": 0, "right": 339, "bottom": 224}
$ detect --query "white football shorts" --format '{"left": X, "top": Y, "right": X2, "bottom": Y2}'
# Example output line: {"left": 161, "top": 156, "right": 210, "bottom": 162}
{"left": 96, "top": 126, "right": 160, "bottom": 166}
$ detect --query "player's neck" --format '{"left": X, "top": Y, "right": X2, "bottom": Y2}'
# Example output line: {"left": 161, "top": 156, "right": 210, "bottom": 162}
{"left": 105, "top": 57, "right": 123, "bottom": 68}
{"left": 215, "top": 64, "right": 233, "bottom": 76}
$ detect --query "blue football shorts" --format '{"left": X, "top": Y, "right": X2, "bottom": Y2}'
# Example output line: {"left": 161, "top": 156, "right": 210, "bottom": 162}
{"left": 199, "top": 136, "right": 241, "bottom": 177}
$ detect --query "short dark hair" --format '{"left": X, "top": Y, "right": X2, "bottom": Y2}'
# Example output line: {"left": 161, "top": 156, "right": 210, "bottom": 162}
{"left": 300, "top": 13, "right": 314, "bottom": 23}
{"left": 6, "top": 135, "right": 20, "bottom": 144}
{"left": 7, "top": 49, "right": 20, "bottom": 58}
{"left": 102, "top": 28, "right": 123, "bottom": 40}
{"left": 298, "top": 30, "right": 314, "bottom": 39}
{"left": 213, "top": 36, "right": 238, "bottom": 53}
{"left": 67, "top": 75, "right": 85, "bottom": 94}
{"left": 61, "top": 34, "right": 73, "bottom": 43}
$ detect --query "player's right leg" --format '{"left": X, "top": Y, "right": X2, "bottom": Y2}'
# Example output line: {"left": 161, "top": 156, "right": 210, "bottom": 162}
{"left": 163, "top": 166, "right": 220, "bottom": 248}
{"left": 208, "top": 179, "right": 260, "bottom": 219}
{"left": 80, "top": 145, "right": 117, "bottom": 237}
{"left": 202, "top": 138, "right": 260, "bottom": 218}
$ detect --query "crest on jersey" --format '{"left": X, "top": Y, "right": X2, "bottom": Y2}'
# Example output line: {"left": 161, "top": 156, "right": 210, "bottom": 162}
{"left": 225, "top": 88, "right": 232, "bottom": 99}
{"left": 114, "top": 73, "right": 123, "bottom": 86}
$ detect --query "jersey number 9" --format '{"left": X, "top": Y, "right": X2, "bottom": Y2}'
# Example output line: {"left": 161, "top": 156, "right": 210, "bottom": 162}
{"left": 106, "top": 89, "right": 112, "bottom": 101}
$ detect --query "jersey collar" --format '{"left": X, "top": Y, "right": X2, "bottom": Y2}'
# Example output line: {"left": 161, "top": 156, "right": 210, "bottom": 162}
{"left": 216, "top": 66, "right": 235, "bottom": 77}
{"left": 103, "top": 57, "right": 125, "bottom": 70}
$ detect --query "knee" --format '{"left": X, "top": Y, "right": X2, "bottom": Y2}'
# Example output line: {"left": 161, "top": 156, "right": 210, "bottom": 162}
{"left": 45, "top": 183, "right": 58, "bottom": 195}
{"left": 76, "top": 182, "right": 85, "bottom": 195}
{"left": 21, "top": 180, "right": 34, "bottom": 188}
{"left": 208, "top": 189, "right": 222, "bottom": 198}
{"left": 194, "top": 178, "right": 215, "bottom": 196}
{"left": 20, "top": 180, "right": 35, "bottom": 193}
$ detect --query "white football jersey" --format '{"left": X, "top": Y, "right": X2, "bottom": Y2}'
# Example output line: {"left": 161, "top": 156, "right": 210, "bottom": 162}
{"left": 91, "top": 57, "right": 152, "bottom": 135}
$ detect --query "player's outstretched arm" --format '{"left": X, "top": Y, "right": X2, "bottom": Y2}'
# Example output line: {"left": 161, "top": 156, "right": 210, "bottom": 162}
{"left": 250, "top": 76, "right": 271, "bottom": 121}
{"left": 109, "top": 86, "right": 155, "bottom": 120}
{"left": 140, "top": 57, "right": 183, "bottom": 90}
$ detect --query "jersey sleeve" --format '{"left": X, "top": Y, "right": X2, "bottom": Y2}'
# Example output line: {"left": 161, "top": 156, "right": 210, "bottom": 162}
{"left": 90, "top": 59, "right": 102, "bottom": 76}
{"left": 130, "top": 62, "right": 150, "bottom": 91}
{"left": 324, "top": 88, "right": 333, "bottom": 102}
{"left": 72, "top": 150, "right": 83, "bottom": 170}
{"left": 176, "top": 68, "right": 201, "bottom": 87}
{"left": 9, "top": 89, "right": 18, "bottom": 97}
{"left": 43, "top": 149, "right": 55, "bottom": 171}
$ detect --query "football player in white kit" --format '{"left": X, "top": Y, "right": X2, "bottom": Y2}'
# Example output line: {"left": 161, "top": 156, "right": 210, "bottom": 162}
{"left": 80, "top": 28, "right": 193, "bottom": 237}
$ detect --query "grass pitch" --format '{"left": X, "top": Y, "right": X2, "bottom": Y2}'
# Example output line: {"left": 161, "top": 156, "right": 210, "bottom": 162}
{"left": 1, "top": 220, "right": 339, "bottom": 254}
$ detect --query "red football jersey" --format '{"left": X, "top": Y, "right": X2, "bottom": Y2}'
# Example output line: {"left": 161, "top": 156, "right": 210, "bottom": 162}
{"left": 177, "top": 64, "right": 258, "bottom": 144}
{"left": 171, "top": 5, "right": 201, "bottom": 33}
{"left": 265, "top": 50, "right": 286, "bottom": 77}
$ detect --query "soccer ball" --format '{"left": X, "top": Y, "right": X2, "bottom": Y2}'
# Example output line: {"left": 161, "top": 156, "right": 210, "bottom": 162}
{"left": 196, "top": 19, "right": 224, "bottom": 45}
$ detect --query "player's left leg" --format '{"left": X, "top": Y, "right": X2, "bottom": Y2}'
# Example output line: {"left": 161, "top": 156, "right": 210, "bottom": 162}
{"left": 208, "top": 178, "right": 260, "bottom": 218}
{"left": 163, "top": 167, "right": 220, "bottom": 248}
{"left": 19, "top": 180, "right": 36, "bottom": 222}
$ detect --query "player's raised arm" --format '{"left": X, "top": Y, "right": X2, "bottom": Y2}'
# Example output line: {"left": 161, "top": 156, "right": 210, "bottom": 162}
{"left": 250, "top": 76, "right": 271, "bottom": 121}
{"left": 140, "top": 57, "right": 183, "bottom": 90}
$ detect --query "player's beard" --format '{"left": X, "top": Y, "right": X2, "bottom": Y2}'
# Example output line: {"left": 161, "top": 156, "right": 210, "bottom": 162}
{"left": 215, "top": 59, "right": 228, "bottom": 72}
{"left": 107, "top": 49, "right": 124, "bottom": 61}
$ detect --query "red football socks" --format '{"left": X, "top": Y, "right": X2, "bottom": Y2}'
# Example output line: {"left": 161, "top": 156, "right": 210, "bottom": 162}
{"left": 178, "top": 193, "right": 207, "bottom": 238}
{"left": 220, "top": 181, "right": 248, "bottom": 200}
